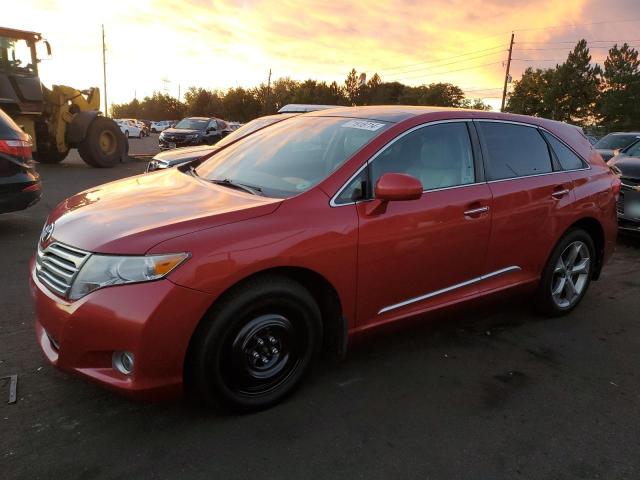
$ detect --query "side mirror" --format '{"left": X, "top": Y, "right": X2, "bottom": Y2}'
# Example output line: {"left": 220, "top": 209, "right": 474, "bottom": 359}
{"left": 374, "top": 173, "right": 423, "bottom": 202}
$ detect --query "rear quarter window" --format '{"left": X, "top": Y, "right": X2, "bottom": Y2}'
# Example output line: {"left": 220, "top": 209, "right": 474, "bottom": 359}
{"left": 478, "top": 122, "right": 553, "bottom": 181}
{"left": 541, "top": 131, "right": 585, "bottom": 170}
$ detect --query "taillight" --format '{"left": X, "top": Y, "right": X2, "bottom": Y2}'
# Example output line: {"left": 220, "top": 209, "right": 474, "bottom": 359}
{"left": 0, "top": 139, "right": 32, "bottom": 159}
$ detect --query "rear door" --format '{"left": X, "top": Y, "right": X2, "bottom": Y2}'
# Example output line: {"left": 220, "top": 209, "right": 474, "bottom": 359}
{"left": 350, "top": 121, "right": 493, "bottom": 326}
{"left": 476, "top": 120, "right": 575, "bottom": 283}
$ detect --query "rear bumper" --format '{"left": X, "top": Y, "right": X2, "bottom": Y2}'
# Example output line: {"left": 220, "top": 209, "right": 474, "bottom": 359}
{"left": 30, "top": 258, "right": 214, "bottom": 401}
{"left": 0, "top": 182, "right": 41, "bottom": 213}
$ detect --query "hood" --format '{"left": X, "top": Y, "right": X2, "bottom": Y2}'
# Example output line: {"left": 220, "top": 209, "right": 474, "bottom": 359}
{"left": 609, "top": 154, "right": 640, "bottom": 180}
{"left": 46, "top": 169, "right": 281, "bottom": 254}
{"left": 596, "top": 148, "right": 615, "bottom": 161}
{"left": 153, "top": 145, "right": 218, "bottom": 166}
{"left": 162, "top": 128, "right": 202, "bottom": 136}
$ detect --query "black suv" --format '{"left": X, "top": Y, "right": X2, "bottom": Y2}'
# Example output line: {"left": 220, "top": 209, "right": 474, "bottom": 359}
{"left": 0, "top": 108, "right": 41, "bottom": 214}
{"left": 158, "top": 117, "right": 229, "bottom": 150}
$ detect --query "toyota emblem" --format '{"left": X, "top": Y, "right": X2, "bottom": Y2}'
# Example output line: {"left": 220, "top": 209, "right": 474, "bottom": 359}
{"left": 40, "top": 222, "right": 54, "bottom": 244}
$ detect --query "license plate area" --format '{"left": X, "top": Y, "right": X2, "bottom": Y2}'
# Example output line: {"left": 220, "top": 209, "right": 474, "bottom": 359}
{"left": 623, "top": 190, "right": 640, "bottom": 218}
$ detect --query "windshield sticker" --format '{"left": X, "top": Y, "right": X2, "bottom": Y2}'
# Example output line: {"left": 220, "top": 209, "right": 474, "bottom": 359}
{"left": 341, "top": 120, "right": 385, "bottom": 131}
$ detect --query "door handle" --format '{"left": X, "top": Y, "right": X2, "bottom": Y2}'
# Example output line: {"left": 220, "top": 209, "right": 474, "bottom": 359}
{"left": 552, "top": 188, "right": 570, "bottom": 199}
{"left": 463, "top": 206, "right": 490, "bottom": 216}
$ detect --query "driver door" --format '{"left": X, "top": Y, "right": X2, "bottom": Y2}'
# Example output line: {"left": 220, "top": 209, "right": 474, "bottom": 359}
{"left": 354, "top": 121, "right": 493, "bottom": 327}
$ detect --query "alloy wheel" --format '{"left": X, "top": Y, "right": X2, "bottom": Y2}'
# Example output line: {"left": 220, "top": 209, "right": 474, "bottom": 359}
{"left": 551, "top": 240, "right": 591, "bottom": 309}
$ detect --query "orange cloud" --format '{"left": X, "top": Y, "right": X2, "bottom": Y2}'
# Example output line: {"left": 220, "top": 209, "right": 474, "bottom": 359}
{"left": 6, "top": 0, "right": 631, "bottom": 110}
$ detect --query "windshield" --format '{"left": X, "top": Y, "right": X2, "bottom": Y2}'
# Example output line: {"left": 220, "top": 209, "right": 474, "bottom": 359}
{"left": 174, "top": 118, "right": 209, "bottom": 130}
{"left": 0, "top": 36, "right": 36, "bottom": 75}
{"left": 216, "top": 115, "right": 291, "bottom": 148}
{"left": 196, "top": 116, "right": 390, "bottom": 198}
{"left": 624, "top": 140, "right": 640, "bottom": 157}
{"left": 595, "top": 134, "right": 640, "bottom": 150}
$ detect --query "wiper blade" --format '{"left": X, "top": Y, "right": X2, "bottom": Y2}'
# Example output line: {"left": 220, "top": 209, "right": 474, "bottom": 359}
{"left": 209, "top": 178, "right": 263, "bottom": 195}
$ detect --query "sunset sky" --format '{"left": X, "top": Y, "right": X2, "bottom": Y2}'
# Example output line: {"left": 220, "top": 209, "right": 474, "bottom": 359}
{"left": 6, "top": 0, "right": 640, "bottom": 111}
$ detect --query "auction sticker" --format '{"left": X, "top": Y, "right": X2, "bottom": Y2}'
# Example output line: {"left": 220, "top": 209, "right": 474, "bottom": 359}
{"left": 341, "top": 120, "right": 385, "bottom": 131}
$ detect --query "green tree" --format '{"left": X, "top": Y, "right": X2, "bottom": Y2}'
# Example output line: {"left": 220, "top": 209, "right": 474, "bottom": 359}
{"left": 221, "top": 87, "right": 262, "bottom": 122}
{"left": 344, "top": 68, "right": 361, "bottom": 105}
{"left": 506, "top": 67, "right": 555, "bottom": 117}
{"left": 183, "top": 87, "right": 223, "bottom": 117}
{"left": 548, "top": 39, "right": 601, "bottom": 125}
{"left": 599, "top": 43, "right": 640, "bottom": 130}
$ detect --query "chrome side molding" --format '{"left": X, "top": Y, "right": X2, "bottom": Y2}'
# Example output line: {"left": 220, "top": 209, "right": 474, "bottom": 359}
{"left": 378, "top": 266, "right": 522, "bottom": 315}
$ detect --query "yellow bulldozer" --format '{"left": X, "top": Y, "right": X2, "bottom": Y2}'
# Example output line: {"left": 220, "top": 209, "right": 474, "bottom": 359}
{"left": 0, "top": 27, "right": 126, "bottom": 167}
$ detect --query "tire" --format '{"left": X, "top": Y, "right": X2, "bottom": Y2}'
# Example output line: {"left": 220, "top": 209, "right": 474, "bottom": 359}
{"left": 32, "top": 144, "right": 69, "bottom": 164}
{"left": 189, "top": 275, "right": 323, "bottom": 412}
{"left": 535, "top": 228, "right": 595, "bottom": 317}
{"left": 78, "top": 117, "right": 126, "bottom": 168}
{"left": 151, "top": 128, "right": 157, "bottom": 133}
{"left": 124, "top": 130, "right": 129, "bottom": 138}
{"left": 138, "top": 130, "right": 143, "bottom": 139}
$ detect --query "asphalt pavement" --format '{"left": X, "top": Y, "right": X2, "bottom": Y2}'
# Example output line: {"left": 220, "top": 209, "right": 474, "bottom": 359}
{"left": 2, "top": 135, "right": 640, "bottom": 479}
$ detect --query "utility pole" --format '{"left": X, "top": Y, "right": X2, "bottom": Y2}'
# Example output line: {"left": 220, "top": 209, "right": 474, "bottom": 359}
{"left": 102, "top": 24, "right": 108, "bottom": 116}
{"left": 500, "top": 32, "right": 514, "bottom": 112}
{"left": 177, "top": 83, "right": 181, "bottom": 101}
{"left": 266, "top": 68, "right": 272, "bottom": 111}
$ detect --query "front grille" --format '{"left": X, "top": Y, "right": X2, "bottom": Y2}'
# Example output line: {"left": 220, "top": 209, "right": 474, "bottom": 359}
{"left": 617, "top": 196, "right": 624, "bottom": 215}
{"left": 36, "top": 242, "right": 90, "bottom": 298}
{"left": 621, "top": 177, "right": 640, "bottom": 189}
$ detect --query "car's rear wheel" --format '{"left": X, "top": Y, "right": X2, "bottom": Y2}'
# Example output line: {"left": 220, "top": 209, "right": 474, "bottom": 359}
{"left": 536, "top": 228, "right": 595, "bottom": 317}
{"left": 189, "top": 275, "right": 322, "bottom": 411}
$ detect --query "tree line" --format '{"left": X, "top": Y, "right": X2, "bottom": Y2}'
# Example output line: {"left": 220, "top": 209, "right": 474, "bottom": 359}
{"left": 111, "top": 69, "right": 491, "bottom": 122}
{"left": 506, "top": 40, "right": 640, "bottom": 132}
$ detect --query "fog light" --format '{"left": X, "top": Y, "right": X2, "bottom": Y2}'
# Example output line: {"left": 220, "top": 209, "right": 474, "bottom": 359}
{"left": 112, "top": 351, "right": 134, "bottom": 375}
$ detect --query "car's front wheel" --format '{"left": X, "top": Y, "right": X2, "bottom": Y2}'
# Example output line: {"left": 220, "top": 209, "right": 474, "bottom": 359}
{"left": 536, "top": 228, "right": 595, "bottom": 317}
{"left": 189, "top": 275, "right": 322, "bottom": 411}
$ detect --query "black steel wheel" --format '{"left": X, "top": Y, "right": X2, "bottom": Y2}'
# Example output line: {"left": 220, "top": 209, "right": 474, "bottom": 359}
{"left": 188, "top": 275, "right": 322, "bottom": 411}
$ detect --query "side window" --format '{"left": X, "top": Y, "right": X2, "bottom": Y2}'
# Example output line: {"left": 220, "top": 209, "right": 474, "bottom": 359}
{"left": 334, "top": 168, "right": 368, "bottom": 205}
{"left": 370, "top": 122, "right": 475, "bottom": 191}
{"left": 478, "top": 122, "right": 553, "bottom": 180}
{"left": 542, "top": 131, "right": 585, "bottom": 170}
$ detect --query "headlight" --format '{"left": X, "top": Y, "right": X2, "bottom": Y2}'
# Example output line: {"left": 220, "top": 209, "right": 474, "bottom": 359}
{"left": 159, "top": 132, "right": 165, "bottom": 139}
{"left": 69, "top": 253, "right": 189, "bottom": 300}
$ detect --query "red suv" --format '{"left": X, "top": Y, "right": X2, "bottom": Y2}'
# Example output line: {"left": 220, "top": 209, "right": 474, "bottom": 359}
{"left": 30, "top": 107, "right": 618, "bottom": 411}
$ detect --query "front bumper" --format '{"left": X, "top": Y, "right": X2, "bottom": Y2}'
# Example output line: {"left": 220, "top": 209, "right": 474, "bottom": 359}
{"left": 30, "top": 258, "right": 214, "bottom": 400}
{"left": 159, "top": 137, "right": 203, "bottom": 150}
{"left": 616, "top": 187, "right": 640, "bottom": 232}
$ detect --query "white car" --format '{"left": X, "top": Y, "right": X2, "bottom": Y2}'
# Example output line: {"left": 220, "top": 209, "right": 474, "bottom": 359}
{"left": 151, "top": 121, "right": 172, "bottom": 133}
{"left": 115, "top": 119, "right": 143, "bottom": 138}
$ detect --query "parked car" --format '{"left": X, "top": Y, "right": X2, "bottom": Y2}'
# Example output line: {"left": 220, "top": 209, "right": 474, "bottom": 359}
{"left": 0, "top": 108, "right": 41, "bottom": 213}
{"left": 158, "top": 117, "right": 229, "bottom": 150}
{"left": 150, "top": 120, "right": 172, "bottom": 133}
{"left": 115, "top": 119, "right": 143, "bottom": 139}
{"left": 147, "top": 113, "right": 298, "bottom": 172}
{"left": 594, "top": 132, "right": 640, "bottom": 161}
{"left": 585, "top": 134, "right": 599, "bottom": 146}
{"left": 607, "top": 139, "right": 640, "bottom": 232}
{"left": 31, "top": 106, "right": 618, "bottom": 411}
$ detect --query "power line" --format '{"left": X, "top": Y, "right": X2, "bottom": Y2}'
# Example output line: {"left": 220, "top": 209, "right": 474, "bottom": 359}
{"left": 383, "top": 50, "right": 507, "bottom": 78}
{"left": 395, "top": 61, "right": 504, "bottom": 83}
{"left": 377, "top": 44, "right": 507, "bottom": 73}
{"left": 513, "top": 17, "right": 640, "bottom": 33}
